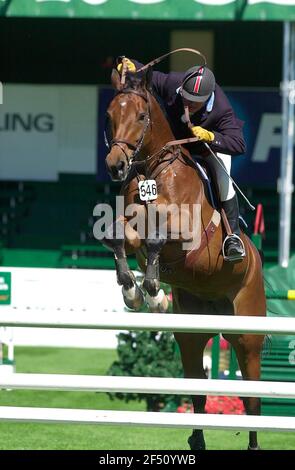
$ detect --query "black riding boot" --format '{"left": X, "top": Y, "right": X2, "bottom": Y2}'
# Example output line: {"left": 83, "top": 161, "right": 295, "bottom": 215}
{"left": 222, "top": 195, "right": 245, "bottom": 261}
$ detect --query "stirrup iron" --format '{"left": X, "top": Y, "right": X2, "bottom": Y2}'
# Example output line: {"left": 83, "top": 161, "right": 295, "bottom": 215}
{"left": 222, "top": 234, "right": 246, "bottom": 262}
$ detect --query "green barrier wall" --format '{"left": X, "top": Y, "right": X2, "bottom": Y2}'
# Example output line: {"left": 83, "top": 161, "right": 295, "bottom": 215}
{"left": 262, "top": 255, "right": 295, "bottom": 416}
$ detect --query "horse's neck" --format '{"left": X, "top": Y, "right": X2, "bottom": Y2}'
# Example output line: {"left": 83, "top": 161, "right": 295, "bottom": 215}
{"left": 146, "top": 94, "right": 176, "bottom": 155}
{"left": 145, "top": 94, "right": 198, "bottom": 177}
{"left": 146, "top": 94, "right": 213, "bottom": 215}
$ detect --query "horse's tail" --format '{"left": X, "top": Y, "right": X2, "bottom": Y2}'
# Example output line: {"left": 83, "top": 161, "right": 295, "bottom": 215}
{"left": 258, "top": 248, "right": 264, "bottom": 267}
{"left": 261, "top": 333, "right": 272, "bottom": 358}
{"left": 261, "top": 277, "right": 280, "bottom": 358}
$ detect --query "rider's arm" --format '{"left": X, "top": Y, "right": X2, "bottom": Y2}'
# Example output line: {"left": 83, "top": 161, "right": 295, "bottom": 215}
{"left": 209, "top": 86, "right": 246, "bottom": 156}
{"left": 211, "top": 113, "right": 246, "bottom": 156}
{"left": 210, "top": 111, "right": 246, "bottom": 156}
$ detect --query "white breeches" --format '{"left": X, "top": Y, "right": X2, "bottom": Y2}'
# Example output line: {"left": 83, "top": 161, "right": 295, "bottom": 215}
{"left": 200, "top": 152, "right": 236, "bottom": 202}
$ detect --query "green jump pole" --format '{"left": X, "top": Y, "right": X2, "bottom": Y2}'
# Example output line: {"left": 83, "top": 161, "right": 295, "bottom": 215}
{"left": 266, "top": 290, "right": 295, "bottom": 300}
{"left": 211, "top": 335, "right": 220, "bottom": 379}
{"left": 228, "top": 347, "right": 239, "bottom": 380}
{"left": 251, "top": 233, "right": 262, "bottom": 250}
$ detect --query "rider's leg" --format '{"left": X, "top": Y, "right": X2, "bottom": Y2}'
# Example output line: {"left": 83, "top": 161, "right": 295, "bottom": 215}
{"left": 207, "top": 152, "right": 245, "bottom": 260}
{"left": 222, "top": 194, "right": 245, "bottom": 259}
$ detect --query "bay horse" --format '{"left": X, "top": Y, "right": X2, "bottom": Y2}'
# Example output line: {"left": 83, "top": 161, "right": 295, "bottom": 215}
{"left": 102, "top": 68, "right": 266, "bottom": 450}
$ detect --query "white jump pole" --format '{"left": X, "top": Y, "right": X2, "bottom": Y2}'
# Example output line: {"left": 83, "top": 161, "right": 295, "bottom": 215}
{"left": 0, "top": 407, "right": 294, "bottom": 432}
{"left": 0, "top": 374, "right": 295, "bottom": 399}
{"left": 1, "top": 311, "right": 295, "bottom": 335}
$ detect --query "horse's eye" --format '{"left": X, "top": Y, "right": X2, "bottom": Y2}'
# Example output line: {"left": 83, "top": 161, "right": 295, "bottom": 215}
{"left": 138, "top": 113, "right": 146, "bottom": 122}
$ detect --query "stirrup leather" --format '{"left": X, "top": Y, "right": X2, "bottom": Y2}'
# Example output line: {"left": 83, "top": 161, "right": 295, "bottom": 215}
{"left": 222, "top": 234, "right": 246, "bottom": 261}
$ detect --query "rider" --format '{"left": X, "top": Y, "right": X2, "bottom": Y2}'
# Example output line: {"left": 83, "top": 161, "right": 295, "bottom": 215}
{"left": 117, "top": 58, "right": 246, "bottom": 261}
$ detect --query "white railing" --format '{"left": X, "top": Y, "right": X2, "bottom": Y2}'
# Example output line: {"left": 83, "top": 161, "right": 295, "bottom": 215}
{"left": 0, "top": 407, "right": 294, "bottom": 432}
{"left": 0, "top": 311, "right": 295, "bottom": 432}
{"left": 0, "top": 311, "right": 295, "bottom": 335}
{"left": 0, "top": 374, "right": 295, "bottom": 399}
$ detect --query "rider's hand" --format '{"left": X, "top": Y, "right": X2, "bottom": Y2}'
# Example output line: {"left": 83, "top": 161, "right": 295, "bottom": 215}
{"left": 117, "top": 58, "right": 136, "bottom": 74}
{"left": 191, "top": 126, "right": 214, "bottom": 142}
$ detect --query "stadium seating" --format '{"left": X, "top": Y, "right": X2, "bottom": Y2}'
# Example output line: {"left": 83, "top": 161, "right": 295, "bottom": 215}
{"left": 0, "top": 177, "right": 294, "bottom": 269}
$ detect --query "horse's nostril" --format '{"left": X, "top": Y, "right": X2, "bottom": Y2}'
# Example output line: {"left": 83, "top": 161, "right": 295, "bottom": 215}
{"left": 116, "top": 160, "right": 125, "bottom": 172}
{"left": 108, "top": 160, "right": 126, "bottom": 181}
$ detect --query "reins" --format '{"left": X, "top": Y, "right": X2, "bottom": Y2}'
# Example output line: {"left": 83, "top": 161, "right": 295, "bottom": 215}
{"left": 120, "top": 47, "right": 207, "bottom": 88}
{"left": 136, "top": 47, "right": 207, "bottom": 73}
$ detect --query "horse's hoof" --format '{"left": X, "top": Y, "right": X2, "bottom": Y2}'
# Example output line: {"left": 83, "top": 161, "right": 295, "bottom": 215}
{"left": 117, "top": 270, "right": 135, "bottom": 289}
{"left": 146, "top": 289, "right": 169, "bottom": 313}
{"left": 122, "top": 284, "right": 145, "bottom": 311}
{"left": 143, "top": 278, "right": 160, "bottom": 297}
{"left": 188, "top": 430, "right": 206, "bottom": 451}
{"left": 247, "top": 445, "right": 261, "bottom": 450}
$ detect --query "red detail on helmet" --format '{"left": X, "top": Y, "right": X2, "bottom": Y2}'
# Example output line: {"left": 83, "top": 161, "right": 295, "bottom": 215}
{"left": 193, "top": 67, "right": 204, "bottom": 94}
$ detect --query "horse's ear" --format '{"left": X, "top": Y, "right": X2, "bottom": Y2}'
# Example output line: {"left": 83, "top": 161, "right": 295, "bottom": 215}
{"left": 140, "top": 66, "right": 153, "bottom": 93}
{"left": 145, "top": 66, "right": 153, "bottom": 93}
{"left": 111, "top": 68, "right": 122, "bottom": 91}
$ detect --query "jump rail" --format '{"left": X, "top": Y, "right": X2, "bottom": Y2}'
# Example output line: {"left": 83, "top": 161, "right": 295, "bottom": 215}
{"left": 266, "top": 289, "right": 295, "bottom": 300}
{"left": 1, "top": 311, "right": 295, "bottom": 335}
{"left": 0, "top": 374, "right": 295, "bottom": 399}
{"left": 1, "top": 309, "right": 295, "bottom": 434}
{"left": 0, "top": 407, "right": 294, "bottom": 432}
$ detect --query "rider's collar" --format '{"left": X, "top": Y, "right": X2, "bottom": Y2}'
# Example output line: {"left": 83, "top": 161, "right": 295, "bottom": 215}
{"left": 206, "top": 92, "right": 214, "bottom": 112}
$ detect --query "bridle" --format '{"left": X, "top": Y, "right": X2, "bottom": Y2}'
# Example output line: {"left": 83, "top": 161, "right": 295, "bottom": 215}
{"left": 104, "top": 89, "right": 151, "bottom": 171}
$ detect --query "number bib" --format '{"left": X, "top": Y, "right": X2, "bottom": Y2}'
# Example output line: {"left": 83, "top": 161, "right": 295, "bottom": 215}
{"left": 138, "top": 180, "right": 158, "bottom": 202}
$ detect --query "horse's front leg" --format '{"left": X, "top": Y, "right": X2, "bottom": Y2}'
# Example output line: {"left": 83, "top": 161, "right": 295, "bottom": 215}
{"left": 143, "top": 232, "right": 169, "bottom": 312}
{"left": 102, "top": 217, "right": 144, "bottom": 310}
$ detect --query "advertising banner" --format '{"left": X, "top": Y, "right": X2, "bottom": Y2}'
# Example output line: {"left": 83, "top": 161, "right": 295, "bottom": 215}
{"left": 0, "top": 272, "right": 11, "bottom": 305}
{"left": 0, "top": 85, "right": 97, "bottom": 181}
{"left": 1, "top": 84, "right": 293, "bottom": 186}
{"left": 228, "top": 89, "right": 287, "bottom": 187}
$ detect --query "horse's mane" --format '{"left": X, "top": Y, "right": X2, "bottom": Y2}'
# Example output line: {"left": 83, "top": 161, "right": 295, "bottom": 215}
{"left": 121, "top": 72, "right": 176, "bottom": 135}
{"left": 116, "top": 72, "right": 148, "bottom": 95}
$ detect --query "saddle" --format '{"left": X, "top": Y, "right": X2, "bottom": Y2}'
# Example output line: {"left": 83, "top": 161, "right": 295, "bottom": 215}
{"left": 194, "top": 158, "right": 248, "bottom": 232}
{"left": 194, "top": 158, "right": 219, "bottom": 210}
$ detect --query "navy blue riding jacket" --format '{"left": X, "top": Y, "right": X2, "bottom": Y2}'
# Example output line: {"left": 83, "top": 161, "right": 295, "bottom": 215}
{"left": 132, "top": 60, "right": 246, "bottom": 157}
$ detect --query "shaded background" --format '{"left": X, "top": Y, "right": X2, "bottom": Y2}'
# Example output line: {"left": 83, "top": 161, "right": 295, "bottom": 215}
{"left": 0, "top": 18, "right": 282, "bottom": 86}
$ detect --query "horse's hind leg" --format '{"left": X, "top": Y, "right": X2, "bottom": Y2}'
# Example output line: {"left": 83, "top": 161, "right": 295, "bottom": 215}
{"left": 226, "top": 283, "right": 266, "bottom": 450}
{"left": 102, "top": 217, "right": 144, "bottom": 310}
{"left": 175, "top": 331, "right": 213, "bottom": 450}
{"left": 225, "top": 333, "right": 263, "bottom": 450}
{"left": 173, "top": 289, "right": 216, "bottom": 450}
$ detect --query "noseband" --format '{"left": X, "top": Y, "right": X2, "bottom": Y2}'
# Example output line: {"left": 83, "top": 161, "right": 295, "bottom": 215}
{"left": 104, "top": 89, "right": 151, "bottom": 169}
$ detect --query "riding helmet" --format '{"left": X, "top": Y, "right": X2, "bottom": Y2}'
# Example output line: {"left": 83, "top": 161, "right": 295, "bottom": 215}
{"left": 181, "top": 65, "right": 216, "bottom": 103}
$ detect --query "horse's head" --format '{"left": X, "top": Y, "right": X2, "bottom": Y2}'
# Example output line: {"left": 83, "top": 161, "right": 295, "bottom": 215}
{"left": 105, "top": 68, "right": 153, "bottom": 181}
